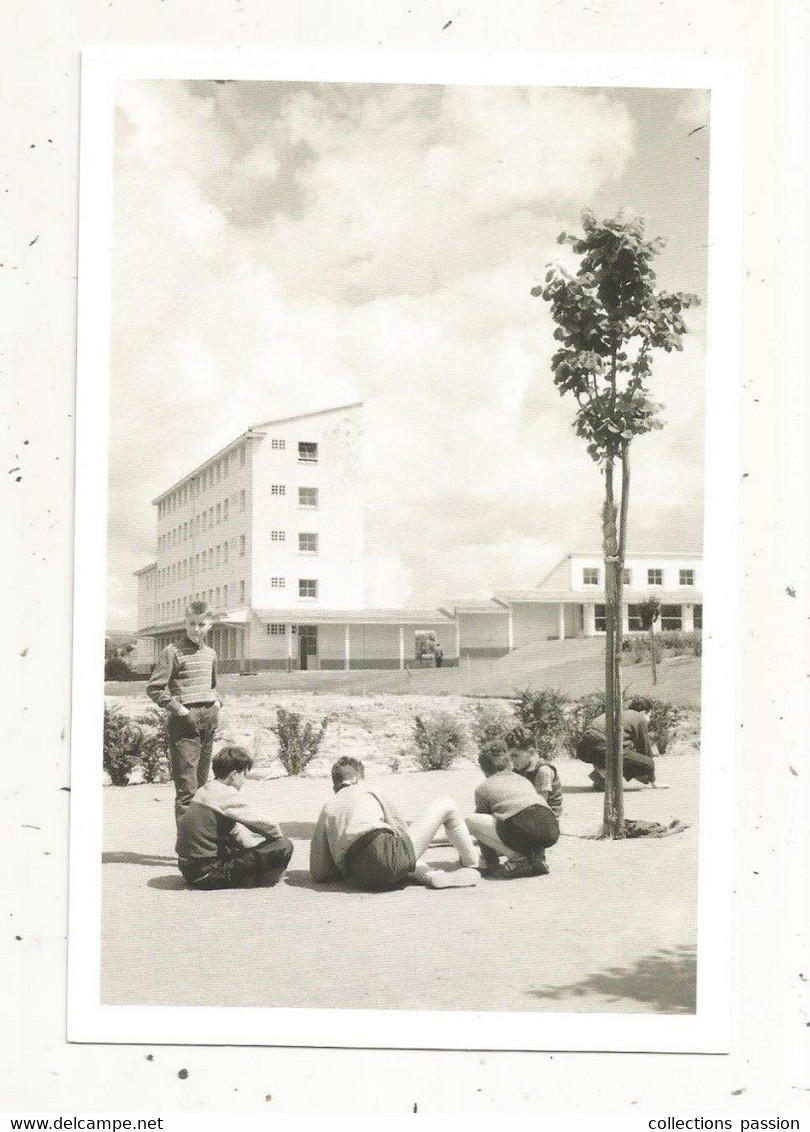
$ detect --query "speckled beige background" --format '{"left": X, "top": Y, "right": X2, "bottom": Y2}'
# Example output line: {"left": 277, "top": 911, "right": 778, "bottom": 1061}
{"left": 4, "top": 0, "right": 809, "bottom": 1116}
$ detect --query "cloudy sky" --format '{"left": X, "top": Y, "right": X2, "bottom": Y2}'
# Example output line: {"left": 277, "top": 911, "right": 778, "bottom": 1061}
{"left": 107, "top": 79, "right": 710, "bottom": 628}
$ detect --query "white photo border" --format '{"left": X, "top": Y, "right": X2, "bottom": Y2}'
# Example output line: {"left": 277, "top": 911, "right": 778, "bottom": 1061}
{"left": 69, "top": 46, "right": 743, "bottom": 1052}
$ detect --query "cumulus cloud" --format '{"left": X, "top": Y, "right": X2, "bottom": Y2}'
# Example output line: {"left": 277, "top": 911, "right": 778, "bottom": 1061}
{"left": 106, "top": 79, "right": 706, "bottom": 626}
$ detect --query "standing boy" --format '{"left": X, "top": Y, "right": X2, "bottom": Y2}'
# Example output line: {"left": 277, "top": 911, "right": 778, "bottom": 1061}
{"left": 176, "top": 745, "right": 293, "bottom": 889}
{"left": 466, "top": 741, "right": 560, "bottom": 878}
{"left": 310, "top": 757, "right": 480, "bottom": 891}
{"left": 147, "top": 599, "right": 221, "bottom": 830}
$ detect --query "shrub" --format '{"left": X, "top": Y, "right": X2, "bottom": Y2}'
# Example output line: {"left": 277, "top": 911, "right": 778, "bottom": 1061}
{"left": 469, "top": 702, "right": 512, "bottom": 753}
{"left": 103, "top": 704, "right": 173, "bottom": 785}
{"left": 646, "top": 698, "right": 685, "bottom": 754}
{"left": 622, "top": 636, "right": 663, "bottom": 665}
{"left": 132, "top": 707, "right": 172, "bottom": 784}
{"left": 272, "top": 707, "right": 328, "bottom": 776}
{"left": 104, "top": 655, "right": 137, "bottom": 681}
{"left": 566, "top": 691, "right": 607, "bottom": 753}
{"left": 103, "top": 705, "right": 141, "bottom": 785}
{"left": 513, "top": 688, "right": 571, "bottom": 759}
{"left": 413, "top": 713, "right": 466, "bottom": 771}
{"left": 623, "top": 630, "right": 702, "bottom": 662}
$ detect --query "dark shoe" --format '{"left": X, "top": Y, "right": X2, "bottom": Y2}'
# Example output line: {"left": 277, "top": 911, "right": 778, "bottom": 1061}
{"left": 497, "top": 857, "right": 537, "bottom": 880}
{"left": 528, "top": 852, "right": 550, "bottom": 876}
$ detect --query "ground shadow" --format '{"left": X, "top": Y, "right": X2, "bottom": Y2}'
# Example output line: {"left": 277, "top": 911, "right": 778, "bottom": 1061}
{"left": 530, "top": 945, "right": 696, "bottom": 1014}
{"left": 279, "top": 821, "right": 316, "bottom": 840}
{"left": 282, "top": 868, "right": 359, "bottom": 894}
{"left": 146, "top": 874, "right": 186, "bottom": 891}
{"left": 564, "top": 784, "right": 647, "bottom": 795}
{"left": 102, "top": 851, "right": 178, "bottom": 867}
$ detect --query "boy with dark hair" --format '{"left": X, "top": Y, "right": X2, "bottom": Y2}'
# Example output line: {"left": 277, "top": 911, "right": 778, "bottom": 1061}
{"left": 147, "top": 600, "right": 221, "bottom": 829}
{"left": 466, "top": 740, "right": 560, "bottom": 879}
{"left": 310, "top": 756, "right": 480, "bottom": 891}
{"left": 505, "top": 723, "right": 563, "bottom": 817}
{"left": 176, "top": 745, "right": 293, "bottom": 889}
{"left": 576, "top": 696, "right": 671, "bottom": 790}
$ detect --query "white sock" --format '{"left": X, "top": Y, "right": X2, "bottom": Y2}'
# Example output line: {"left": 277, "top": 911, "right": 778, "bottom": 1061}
{"left": 425, "top": 867, "right": 480, "bottom": 889}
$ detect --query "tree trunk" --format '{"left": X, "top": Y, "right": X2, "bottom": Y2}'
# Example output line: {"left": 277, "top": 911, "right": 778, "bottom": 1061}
{"left": 649, "top": 622, "right": 658, "bottom": 684}
{"left": 602, "top": 462, "right": 624, "bottom": 839}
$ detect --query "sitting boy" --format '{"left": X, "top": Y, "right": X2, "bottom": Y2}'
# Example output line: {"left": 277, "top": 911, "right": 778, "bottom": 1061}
{"left": 576, "top": 696, "right": 671, "bottom": 790}
{"left": 505, "top": 724, "right": 563, "bottom": 817}
{"left": 466, "top": 740, "right": 560, "bottom": 878}
{"left": 176, "top": 745, "right": 293, "bottom": 889}
{"left": 309, "top": 756, "right": 480, "bottom": 891}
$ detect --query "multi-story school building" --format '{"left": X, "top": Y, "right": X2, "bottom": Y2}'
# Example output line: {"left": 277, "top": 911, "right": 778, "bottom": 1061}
{"left": 134, "top": 403, "right": 455, "bottom": 671}
{"left": 133, "top": 404, "right": 703, "bottom": 671}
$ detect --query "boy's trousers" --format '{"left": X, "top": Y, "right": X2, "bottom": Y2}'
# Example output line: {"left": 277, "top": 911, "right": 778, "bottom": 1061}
{"left": 168, "top": 704, "right": 219, "bottom": 826}
{"left": 179, "top": 836, "right": 294, "bottom": 890}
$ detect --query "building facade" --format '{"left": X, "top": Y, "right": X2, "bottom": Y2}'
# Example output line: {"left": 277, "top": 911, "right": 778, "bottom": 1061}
{"left": 134, "top": 403, "right": 461, "bottom": 671}
{"left": 132, "top": 407, "right": 702, "bottom": 671}
{"left": 494, "top": 552, "right": 703, "bottom": 651}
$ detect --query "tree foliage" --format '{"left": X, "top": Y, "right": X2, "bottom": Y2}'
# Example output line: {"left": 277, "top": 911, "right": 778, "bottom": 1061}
{"left": 533, "top": 210, "right": 698, "bottom": 466}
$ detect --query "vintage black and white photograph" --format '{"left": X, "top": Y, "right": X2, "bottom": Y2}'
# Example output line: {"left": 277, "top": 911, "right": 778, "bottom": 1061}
{"left": 68, "top": 51, "right": 739, "bottom": 1050}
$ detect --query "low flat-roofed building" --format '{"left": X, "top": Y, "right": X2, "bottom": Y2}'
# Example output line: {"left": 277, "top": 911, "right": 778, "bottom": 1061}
{"left": 494, "top": 552, "right": 703, "bottom": 646}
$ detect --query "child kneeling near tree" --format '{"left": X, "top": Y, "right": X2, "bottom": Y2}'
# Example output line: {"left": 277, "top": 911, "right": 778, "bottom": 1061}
{"left": 310, "top": 756, "right": 480, "bottom": 891}
{"left": 467, "top": 740, "right": 560, "bottom": 878}
{"left": 176, "top": 745, "right": 293, "bottom": 889}
{"left": 505, "top": 724, "right": 563, "bottom": 818}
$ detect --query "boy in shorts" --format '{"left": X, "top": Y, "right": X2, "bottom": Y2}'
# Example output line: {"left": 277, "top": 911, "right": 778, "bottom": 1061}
{"left": 176, "top": 745, "right": 293, "bottom": 890}
{"left": 310, "top": 757, "right": 480, "bottom": 891}
{"left": 466, "top": 740, "right": 560, "bottom": 878}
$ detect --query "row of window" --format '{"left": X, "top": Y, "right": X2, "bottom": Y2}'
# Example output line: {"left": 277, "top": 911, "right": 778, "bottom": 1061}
{"left": 593, "top": 603, "right": 703, "bottom": 632}
{"left": 157, "top": 446, "right": 248, "bottom": 518}
{"left": 157, "top": 538, "right": 245, "bottom": 585}
{"left": 269, "top": 485, "right": 319, "bottom": 507}
{"left": 158, "top": 486, "right": 320, "bottom": 552}
{"left": 157, "top": 581, "right": 246, "bottom": 622}
{"left": 270, "top": 439, "right": 319, "bottom": 462}
{"left": 159, "top": 491, "right": 246, "bottom": 550}
{"left": 267, "top": 578, "right": 319, "bottom": 597}
{"left": 582, "top": 567, "right": 696, "bottom": 588}
{"left": 156, "top": 441, "right": 319, "bottom": 520}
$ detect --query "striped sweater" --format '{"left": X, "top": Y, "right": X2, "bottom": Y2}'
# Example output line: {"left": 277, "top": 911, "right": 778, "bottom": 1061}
{"left": 146, "top": 637, "right": 219, "bottom": 715}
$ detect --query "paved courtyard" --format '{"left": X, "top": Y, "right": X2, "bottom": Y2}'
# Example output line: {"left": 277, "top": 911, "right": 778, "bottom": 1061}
{"left": 101, "top": 754, "right": 698, "bottom": 1014}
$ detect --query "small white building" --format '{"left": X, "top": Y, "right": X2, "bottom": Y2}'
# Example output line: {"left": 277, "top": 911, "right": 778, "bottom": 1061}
{"left": 494, "top": 552, "right": 703, "bottom": 647}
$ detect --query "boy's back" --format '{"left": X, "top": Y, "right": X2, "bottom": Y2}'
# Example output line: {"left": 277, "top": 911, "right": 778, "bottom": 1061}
{"left": 474, "top": 769, "right": 549, "bottom": 821}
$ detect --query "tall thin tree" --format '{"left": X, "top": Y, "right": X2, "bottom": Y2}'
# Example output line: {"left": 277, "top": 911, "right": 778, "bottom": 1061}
{"left": 533, "top": 210, "right": 698, "bottom": 837}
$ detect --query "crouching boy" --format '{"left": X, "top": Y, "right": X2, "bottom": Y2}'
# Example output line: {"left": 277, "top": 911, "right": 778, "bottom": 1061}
{"left": 176, "top": 745, "right": 293, "bottom": 889}
{"left": 505, "top": 724, "right": 563, "bottom": 818}
{"left": 466, "top": 741, "right": 560, "bottom": 878}
{"left": 310, "top": 757, "right": 480, "bottom": 891}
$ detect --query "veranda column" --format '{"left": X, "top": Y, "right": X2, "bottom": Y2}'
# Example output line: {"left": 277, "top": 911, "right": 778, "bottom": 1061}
{"left": 286, "top": 624, "right": 294, "bottom": 673}
{"left": 398, "top": 625, "right": 405, "bottom": 670}
{"left": 558, "top": 603, "right": 565, "bottom": 641}
{"left": 344, "top": 623, "right": 351, "bottom": 671}
{"left": 683, "top": 604, "right": 694, "bottom": 632}
{"left": 507, "top": 607, "right": 514, "bottom": 650}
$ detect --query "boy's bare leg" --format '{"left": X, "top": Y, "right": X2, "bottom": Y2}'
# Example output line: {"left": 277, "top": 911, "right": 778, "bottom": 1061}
{"left": 465, "top": 814, "right": 522, "bottom": 861}
{"left": 407, "top": 796, "right": 479, "bottom": 866}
